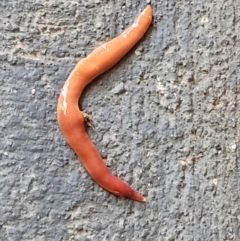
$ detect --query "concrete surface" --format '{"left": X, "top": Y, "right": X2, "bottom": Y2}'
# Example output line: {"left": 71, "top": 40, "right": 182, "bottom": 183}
{"left": 0, "top": 0, "right": 239, "bottom": 240}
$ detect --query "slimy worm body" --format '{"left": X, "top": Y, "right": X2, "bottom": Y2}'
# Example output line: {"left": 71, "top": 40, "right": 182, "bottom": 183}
{"left": 57, "top": 5, "right": 153, "bottom": 202}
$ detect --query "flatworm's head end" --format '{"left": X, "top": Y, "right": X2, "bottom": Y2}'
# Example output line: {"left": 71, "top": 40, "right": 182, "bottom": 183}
{"left": 146, "top": 5, "right": 153, "bottom": 22}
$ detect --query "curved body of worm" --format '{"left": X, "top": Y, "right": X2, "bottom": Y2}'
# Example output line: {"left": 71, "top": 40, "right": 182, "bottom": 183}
{"left": 57, "top": 5, "right": 153, "bottom": 202}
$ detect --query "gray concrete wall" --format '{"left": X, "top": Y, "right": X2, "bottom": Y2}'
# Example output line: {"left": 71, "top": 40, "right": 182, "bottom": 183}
{"left": 0, "top": 0, "right": 239, "bottom": 240}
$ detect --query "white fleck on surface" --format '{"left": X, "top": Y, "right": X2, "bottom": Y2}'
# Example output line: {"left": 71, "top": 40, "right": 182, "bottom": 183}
{"left": 141, "top": 8, "right": 146, "bottom": 16}
{"left": 135, "top": 49, "right": 141, "bottom": 56}
{"left": 122, "top": 19, "right": 139, "bottom": 39}
{"left": 180, "top": 160, "right": 187, "bottom": 167}
{"left": 156, "top": 78, "right": 167, "bottom": 94}
{"left": 132, "top": 21, "right": 138, "bottom": 28}
{"left": 101, "top": 44, "right": 109, "bottom": 52}
{"left": 230, "top": 143, "right": 236, "bottom": 152}
{"left": 213, "top": 179, "right": 218, "bottom": 186}
{"left": 61, "top": 73, "right": 71, "bottom": 115}
{"left": 201, "top": 16, "right": 209, "bottom": 25}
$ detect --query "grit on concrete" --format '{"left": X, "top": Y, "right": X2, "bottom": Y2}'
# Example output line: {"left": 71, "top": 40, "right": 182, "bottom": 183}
{"left": 0, "top": 0, "right": 239, "bottom": 240}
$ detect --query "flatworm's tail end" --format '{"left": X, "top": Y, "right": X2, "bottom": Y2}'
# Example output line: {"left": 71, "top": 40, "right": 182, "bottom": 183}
{"left": 101, "top": 175, "right": 146, "bottom": 202}
{"left": 130, "top": 189, "right": 146, "bottom": 202}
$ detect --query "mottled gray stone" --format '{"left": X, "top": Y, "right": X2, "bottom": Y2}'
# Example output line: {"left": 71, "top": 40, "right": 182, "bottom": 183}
{"left": 0, "top": 0, "right": 240, "bottom": 240}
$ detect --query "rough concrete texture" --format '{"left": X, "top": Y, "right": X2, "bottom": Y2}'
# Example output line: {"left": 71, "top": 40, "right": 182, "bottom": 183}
{"left": 0, "top": 0, "right": 240, "bottom": 240}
